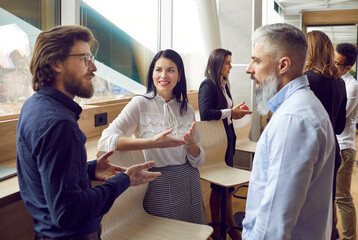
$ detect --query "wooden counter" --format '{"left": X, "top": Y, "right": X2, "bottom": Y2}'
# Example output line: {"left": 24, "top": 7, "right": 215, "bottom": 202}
{"left": 0, "top": 137, "right": 100, "bottom": 205}
{"left": 0, "top": 137, "right": 100, "bottom": 240}
{"left": 0, "top": 91, "right": 199, "bottom": 240}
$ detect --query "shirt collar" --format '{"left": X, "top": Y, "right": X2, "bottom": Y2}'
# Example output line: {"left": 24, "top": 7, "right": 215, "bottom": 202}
{"left": 153, "top": 93, "right": 176, "bottom": 104}
{"left": 38, "top": 86, "right": 82, "bottom": 119}
{"left": 268, "top": 75, "right": 309, "bottom": 113}
{"left": 221, "top": 79, "right": 227, "bottom": 87}
{"left": 342, "top": 71, "right": 351, "bottom": 79}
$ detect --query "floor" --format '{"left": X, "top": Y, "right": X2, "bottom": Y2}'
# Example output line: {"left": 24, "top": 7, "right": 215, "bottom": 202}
{"left": 201, "top": 132, "right": 358, "bottom": 239}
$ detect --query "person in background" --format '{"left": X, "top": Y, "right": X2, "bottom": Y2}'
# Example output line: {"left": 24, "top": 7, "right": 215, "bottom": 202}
{"left": 304, "top": 30, "right": 347, "bottom": 240}
{"left": 335, "top": 43, "right": 358, "bottom": 240}
{"left": 98, "top": 49, "right": 207, "bottom": 225}
{"left": 243, "top": 23, "right": 336, "bottom": 239}
{"left": 16, "top": 25, "right": 160, "bottom": 240}
{"left": 198, "top": 48, "right": 251, "bottom": 240}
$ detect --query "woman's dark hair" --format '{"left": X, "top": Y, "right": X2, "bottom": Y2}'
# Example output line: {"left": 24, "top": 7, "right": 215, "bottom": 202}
{"left": 204, "top": 48, "right": 232, "bottom": 109}
{"left": 146, "top": 49, "right": 188, "bottom": 115}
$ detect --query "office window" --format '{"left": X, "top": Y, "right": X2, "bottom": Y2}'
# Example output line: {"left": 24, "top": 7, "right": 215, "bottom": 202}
{"left": 79, "top": 0, "right": 159, "bottom": 104}
{"left": 172, "top": 0, "right": 206, "bottom": 90}
{"left": 0, "top": 0, "right": 59, "bottom": 116}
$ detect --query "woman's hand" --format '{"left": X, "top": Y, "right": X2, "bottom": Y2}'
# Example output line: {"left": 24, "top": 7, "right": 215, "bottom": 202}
{"left": 182, "top": 122, "right": 200, "bottom": 157}
{"left": 152, "top": 128, "right": 185, "bottom": 148}
{"left": 231, "top": 102, "right": 252, "bottom": 119}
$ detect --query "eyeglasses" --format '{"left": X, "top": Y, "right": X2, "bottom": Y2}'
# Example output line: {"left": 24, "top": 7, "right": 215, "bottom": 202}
{"left": 334, "top": 61, "right": 347, "bottom": 67}
{"left": 67, "top": 53, "right": 95, "bottom": 67}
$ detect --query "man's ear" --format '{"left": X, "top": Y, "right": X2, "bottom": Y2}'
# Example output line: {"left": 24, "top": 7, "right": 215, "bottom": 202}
{"left": 278, "top": 57, "right": 291, "bottom": 74}
{"left": 345, "top": 65, "right": 352, "bottom": 73}
{"left": 49, "top": 61, "right": 62, "bottom": 73}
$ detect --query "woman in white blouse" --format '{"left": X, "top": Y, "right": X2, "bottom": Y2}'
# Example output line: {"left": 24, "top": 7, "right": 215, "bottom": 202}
{"left": 98, "top": 49, "right": 207, "bottom": 224}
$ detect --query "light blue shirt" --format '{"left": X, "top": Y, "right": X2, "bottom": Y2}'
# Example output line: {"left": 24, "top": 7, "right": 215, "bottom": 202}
{"left": 242, "top": 75, "right": 335, "bottom": 240}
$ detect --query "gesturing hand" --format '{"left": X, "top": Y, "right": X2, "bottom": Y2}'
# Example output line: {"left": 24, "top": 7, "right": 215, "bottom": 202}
{"left": 125, "top": 161, "right": 161, "bottom": 186}
{"left": 95, "top": 150, "right": 127, "bottom": 181}
{"left": 231, "top": 102, "right": 252, "bottom": 119}
{"left": 182, "top": 122, "right": 200, "bottom": 157}
{"left": 152, "top": 128, "right": 185, "bottom": 148}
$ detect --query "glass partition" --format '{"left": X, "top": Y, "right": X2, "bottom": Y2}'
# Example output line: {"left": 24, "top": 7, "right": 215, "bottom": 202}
{"left": 0, "top": 0, "right": 159, "bottom": 115}
{"left": 0, "top": 0, "right": 59, "bottom": 116}
{"left": 173, "top": 0, "right": 206, "bottom": 90}
{"left": 79, "top": 0, "right": 159, "bottom": 104}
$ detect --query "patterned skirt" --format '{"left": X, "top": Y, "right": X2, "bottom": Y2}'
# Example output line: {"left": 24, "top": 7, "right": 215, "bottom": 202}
{"left": 143, "top": 161, "right": 207, "bottom": 225}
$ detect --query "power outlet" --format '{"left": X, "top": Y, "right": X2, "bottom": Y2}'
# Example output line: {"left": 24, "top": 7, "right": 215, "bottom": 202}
{"left": 95, "top": 113, "right": 108, "bottom": 127}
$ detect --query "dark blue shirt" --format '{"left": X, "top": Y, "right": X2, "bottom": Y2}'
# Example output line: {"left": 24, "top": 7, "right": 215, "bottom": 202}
{"left": 16, "top": 87, "right": 130, "bottom": 238}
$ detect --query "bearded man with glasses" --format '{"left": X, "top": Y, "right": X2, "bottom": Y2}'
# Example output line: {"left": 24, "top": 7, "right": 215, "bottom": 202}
{"left": 16, "top": 25, "right": 160, "bottom": 240}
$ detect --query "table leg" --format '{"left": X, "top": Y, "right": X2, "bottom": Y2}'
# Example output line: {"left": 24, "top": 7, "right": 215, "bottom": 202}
{"left": 220, "top": 187, "right": 228, "bottom": 240}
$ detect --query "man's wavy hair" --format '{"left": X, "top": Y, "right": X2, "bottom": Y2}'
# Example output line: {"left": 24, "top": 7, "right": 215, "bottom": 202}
{"left": 30, "top": 25, "right": 96, "bottom": 91}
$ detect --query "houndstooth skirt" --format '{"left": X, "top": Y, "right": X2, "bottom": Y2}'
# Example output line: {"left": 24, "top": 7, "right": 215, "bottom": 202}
{"left": 143, "top": 161, "right": 207, "bottom": 225}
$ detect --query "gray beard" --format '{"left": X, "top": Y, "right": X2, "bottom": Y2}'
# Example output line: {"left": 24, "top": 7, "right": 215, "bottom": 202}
{"left": 255, "top": 73, "right": 278, "bottom": 115}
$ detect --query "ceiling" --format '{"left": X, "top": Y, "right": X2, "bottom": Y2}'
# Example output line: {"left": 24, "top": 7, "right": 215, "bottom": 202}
{"left": 306, "top": 25, "right": 357, "bottom": 44}
{"left": 275, "top": 0, "right": 358, "bottom": 44}
{"left": 275, "top": 0, "right": 358, "bottom": 15}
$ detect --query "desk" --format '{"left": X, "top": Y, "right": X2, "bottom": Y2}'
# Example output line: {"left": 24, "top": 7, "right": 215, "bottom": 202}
{"left": 235, "top": 138, "right": 257, "bottom": 170}
{"left": 201, "top": 167, "right": 251, "bottom": 240}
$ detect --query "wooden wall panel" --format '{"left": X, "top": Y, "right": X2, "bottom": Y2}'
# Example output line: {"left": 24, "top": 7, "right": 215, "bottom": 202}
{"left": 79, "top": 101, "right": 130, "bottom": 139}
{"left": 0, "top": 120, "right": 18, "bottom": 166}
{"left": 303, "top": 10, "right": 358, "bottom": 26}
{"left": 0, "top": 200, "right": 34, "bottom": 240}
{"left": 0, "top": 91, "right": 198, "bottom": 165}
{"left": 188, "top": 90, "right": 199, "bottom": 110}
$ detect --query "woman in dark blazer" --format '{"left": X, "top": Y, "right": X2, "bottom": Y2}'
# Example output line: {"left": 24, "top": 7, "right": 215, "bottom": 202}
{"left": 198, "top": 48, "right": 251, "bottom": 240}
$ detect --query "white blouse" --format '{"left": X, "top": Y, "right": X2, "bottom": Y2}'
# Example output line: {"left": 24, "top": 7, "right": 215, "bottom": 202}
{"left": 220, "top": 82, "right": 233, "bottom": 125}
{"left": 98, "top": 94, "right": 205, "bottom": 168}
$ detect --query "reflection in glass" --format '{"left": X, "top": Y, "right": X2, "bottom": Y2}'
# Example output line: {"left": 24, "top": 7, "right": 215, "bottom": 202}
{"left": 79, "top": 0, "right": 158, "bottom": 104}
{"left": 0, "top": 0, "right": 58, "bottom": 116}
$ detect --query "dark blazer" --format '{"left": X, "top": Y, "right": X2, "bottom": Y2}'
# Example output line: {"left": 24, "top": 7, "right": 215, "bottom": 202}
{"left": 305, "top": 70, "right": 347, "bottom": 199}
{"left": 305, "top": 70, "right": 346, "bottom": 134}
{"left": 198, "top": 78, "right": 237, "bottom": 167}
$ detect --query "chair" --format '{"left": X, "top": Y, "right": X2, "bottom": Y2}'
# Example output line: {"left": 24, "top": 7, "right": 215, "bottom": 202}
{"left": 232, "top": 116, "right": 257, "bottom": 229}
{"left": 196, "top": 120, "right": 251, "bottom": 240}
{"left": 233, "top": 115, "right": 257, "bottom": 170}
{"left": 97, "top": 150, "right": 213, "bottom": 240}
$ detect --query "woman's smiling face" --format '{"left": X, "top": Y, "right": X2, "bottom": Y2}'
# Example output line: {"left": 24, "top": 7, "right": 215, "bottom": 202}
{"left": 152, "top": 57, "right": 180, "bottom": 101}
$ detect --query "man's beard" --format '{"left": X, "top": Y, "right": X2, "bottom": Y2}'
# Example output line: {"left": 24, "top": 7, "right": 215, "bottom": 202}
{"left": 254, "top": 72, "right": 278, "bottom": 115}
{"left": 63, "top": 71, "right": 94, "bottom": 99}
